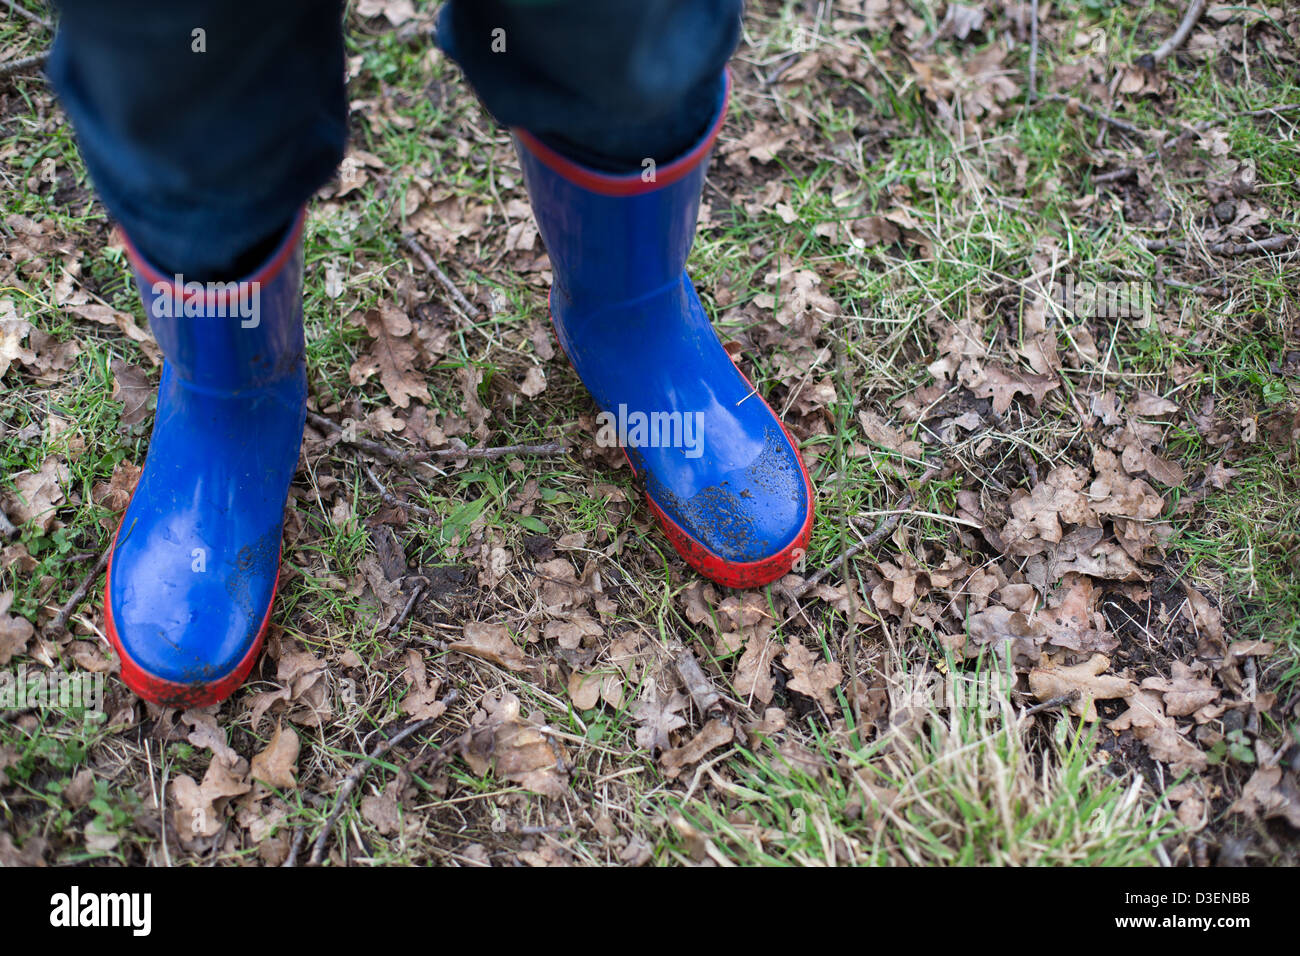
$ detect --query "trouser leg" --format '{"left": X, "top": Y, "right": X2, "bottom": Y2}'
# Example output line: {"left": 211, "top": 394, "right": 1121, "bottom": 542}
{"left": 436, "top": 0, "right": 742, "bottom": 171}
{"left": 47, "top": 0, "right": 347, "bottom": 279}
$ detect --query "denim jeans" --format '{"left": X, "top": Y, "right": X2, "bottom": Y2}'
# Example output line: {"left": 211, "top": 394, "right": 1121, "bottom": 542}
{"left": 46, "top": 0, "right": 741, "bottom": 279}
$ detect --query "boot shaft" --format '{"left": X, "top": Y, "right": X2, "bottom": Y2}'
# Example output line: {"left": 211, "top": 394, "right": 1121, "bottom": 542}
{"left": 124, "top": 210, "right": 306, "bottom": 392}
{"left": 513, "top": 74, "right": 728, "bottom": 307}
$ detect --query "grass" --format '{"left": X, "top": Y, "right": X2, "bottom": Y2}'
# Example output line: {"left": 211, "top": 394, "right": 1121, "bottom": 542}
{"left": 1, "top": 0, "right": 1297, "bottom": 866}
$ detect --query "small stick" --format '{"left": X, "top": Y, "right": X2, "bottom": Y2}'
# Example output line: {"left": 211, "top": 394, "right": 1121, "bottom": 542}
{"left": 1022, "top": 691, "right": 1079, "bottom": 717}
{"left": 4, "top": 0, "right": 51, "bottom": 29}
{"left": 1144, "top": 235, "right": 1295, "bottom": 255}
{"left": 0, "top": 51, "right": 47, "bottom": 79}
{"left": 402, "top": 236, "right": 479, "bottom": 320}
{"left": 1027, "top": 0, "right": 1039, "bottom": 103}
{"left": 384, "top": 579, "right": 428, "bottom": 642}
{"left": 46, "top": 547, "right": 110, "bottom": 636}
{"left": 1038, "top": 95, "right": 1149, "bottom": 138}
{"left": 673, "top": 646, "right": 725, "bottom": 722}
{"left": 1093, "top": 167, "right": 1135, "bottom": 184}
{"left": 362, "top": 464, "right": 441, "bottom": 521}
{"left": 281, "top": 827, "right": 307, "bottom": 868}
{"left": 309, "top": 716, "right": 440, "bottom": 865}
{"left": 1140, "top": 0, "right": 1206, "bottom": 68}
{"left": 308, "top": 411, "right": 566, "bottom": 465}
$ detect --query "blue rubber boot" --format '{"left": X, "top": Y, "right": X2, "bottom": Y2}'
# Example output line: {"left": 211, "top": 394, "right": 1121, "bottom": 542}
{"left": 104, "top": 211, "right": 307, "bottom": 707}
{"left": 514, "top": 76, "right": 814, "bottom": 588}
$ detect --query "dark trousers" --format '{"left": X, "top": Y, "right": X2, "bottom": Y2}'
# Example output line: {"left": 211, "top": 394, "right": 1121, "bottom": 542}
{"left": 47, "top": 0, "right": 741, "bottom": 279}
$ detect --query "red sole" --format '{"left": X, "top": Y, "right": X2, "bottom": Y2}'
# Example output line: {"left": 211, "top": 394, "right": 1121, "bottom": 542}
{"left": 548, "top": 297, "right": 816, "bottom": 589}
{"left": 103, "top": 511, "right": 277, "bottom": 708}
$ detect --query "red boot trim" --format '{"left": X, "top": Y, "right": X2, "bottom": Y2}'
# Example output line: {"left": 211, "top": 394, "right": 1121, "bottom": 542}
{"left": 513, "top": 73, "right": 732, "bottom": 197}
{"left": 120, "top": 206, "right": 306, "bottom": 308}
{"left": 103, "top": 514, "right": 277, "bottom": 708}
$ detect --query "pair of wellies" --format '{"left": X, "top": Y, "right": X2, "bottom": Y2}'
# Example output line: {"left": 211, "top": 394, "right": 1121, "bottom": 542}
{"left": 106, "top": 96, "right": 814, "bottom": 706}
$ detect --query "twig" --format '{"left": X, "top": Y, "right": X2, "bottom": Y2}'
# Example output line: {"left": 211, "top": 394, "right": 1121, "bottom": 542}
{"left": 1038, "top": 94, "right": 1149, "bottom": 138}
{"left": 1022, "top": 691, "right": 1079, "bottom": 717}
{"left": 309, "top": 716, "right": 440, "bottom": 865}
{"left": 402, "top": 236, "right": 478, "bottom": 320}
{"left": 1027, "top": 0, "right": 1039, "bottom": 103}
{"left": 1141, "top": 106, "right": 1300, "bottom": 165}
{"left": 384, "top": 579, "right": 428, "bottom": 642}
{"left": 1139, "top": 0, "right": 1206, "bottom": 69}
{"left": 1144, "top": 235, "right": 1295, "bottom": 256}
{"left": 673, "top": 646, "right": 725, "bottom": 722}
{"left": 1161, "top": 278, "right": 1226, "bottom": 297}
{"left": 1093, "top": 167, "right": 1135, "bottom": 184}
{"left": 281, "top": 827, "right": 307, "bottom": 868}
{"left": 4, "top": 0, "right": 51, "bottom": 29}
{"left": 791, "top": 463, "right": 944, "bottom": 599}
{"left": 362, "top": 463, "right": 441, "bottom": 521}
{"left": 46, "top": 547, "right": 110, "bottom": 636}
{"left": 0, "top": 51, "right": 47, "bottom": 79}
{"left": 308, "top": 410, "right": 566, "bottom": 464}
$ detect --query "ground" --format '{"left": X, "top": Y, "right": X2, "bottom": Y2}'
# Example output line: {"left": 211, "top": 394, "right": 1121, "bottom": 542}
{"left": 1, "top": 0, "right": 1298, "bottom": 867}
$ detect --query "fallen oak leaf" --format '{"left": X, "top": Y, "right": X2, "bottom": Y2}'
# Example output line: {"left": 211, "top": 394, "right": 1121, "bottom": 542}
{"left": 0, "top": 591, "right": 34, "bottom": 666}
{"left": 1231, "top": 767, "right": 1300, "bottom": 830}
{"left": 1108, "top": 689, "right": 1207, "bottom": 773}
{"left": 660, "top": 718, "right": 734, "bottom": 780}
{"left": 1139, "top": 661, "right": 1219, "bottom": 717}
{"left": 782, "top": 640, "right": 842, "bottom": 712}
{"left": 632, "top": 688, "right": 688, "bottom": 755}
{"left": 348, "top": 304, "right": 430, "bottom": 409}
{"left": 4, "top": 457, "right": 69, "bottom": 533}
{"left": 1028, "top": 653, "right": 1134, "bottom": 721}
{"left": 458, "top": 691, "right": 569, "bottom": 798}
{"left": 249, "top": 722, "right": 300, "bottom": 790}
{"left": 451, "top": 622, "right": 532, "bottom": 672}
{"left": 969, "top": 364, "right": 1058, "bottom": 414}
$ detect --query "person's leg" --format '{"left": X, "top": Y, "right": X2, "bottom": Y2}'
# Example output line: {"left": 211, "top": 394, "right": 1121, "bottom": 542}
{"left": 439, "top": 1, "right": 814, "bottom": 589}
{"left": 436, "top": 0, "right": 738, "bottom": 172}
{"left": 48, "top": 0, "right": 346, "bottom": 278}
{"left": 48, "top": 1, "right": 346, "bottom": 705}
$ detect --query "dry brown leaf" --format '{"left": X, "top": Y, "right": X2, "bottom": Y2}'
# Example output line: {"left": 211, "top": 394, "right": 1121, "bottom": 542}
{"left": 1139, "top": 661, "right": 1220, "bottom": 717}
{"left": 1231, "top": 767, "right": 1300, "bottom": 830}
{"left": 782, "top": 641, "right": 843, "bottom": 712}
{"left": 0, "top": 315, "right": 34, "bottom": 378}
{"left": 5, "top": 457, "right": 69, "bottom": 533}
{"left": 1042, "top": 573, "right": 1115, "bottom": 654}
{"left": 568, "top": 669, "right": 624, "bottom": 710}
{"left": 734, "top": 632, "right": 776, "bottom": 705}
{"left": 458, "top": 691, "right": 569, "bottom": 798}
{"left": 969, "top": 364, "right": 1059, "bottom": 414}
{"left": 249, "top": 723, "right": 299, "bottom": 790}
{"left": 660, "top": 718, "right": 734, "bottom": 780}
{"left": 858, "top": 410, "right": 922, "bottom": 458}
{"left": 1109, "top": 689, "right": 1207, "bottom": 773}
{"left": 110, "top": 356, "right": 153, "bottom": 427}
{"left": 1028, "top": 653, "right": 1134, "bottom": 721}
{"left": 451, "top": 622, "right": 531, "bottom": 672}
{"left": 519, "top": 365, "right": 547, "bottom": 398}
{"left": 361, "top": 780, "right": 403, "bottom": 836}
{"left": 348, "top": 305, "right": 430, "bottom": 409}
{"left": 633, "top": 688, "right": 688, "bottom": 754}
{"left": 0, "top": 591, "right": 34, "bottom": 666}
